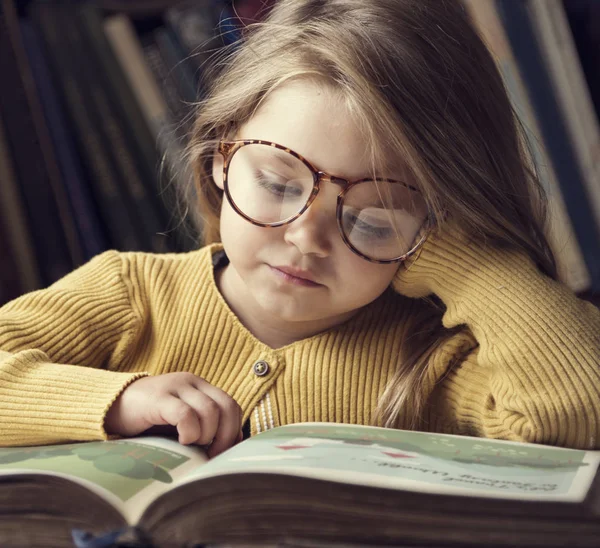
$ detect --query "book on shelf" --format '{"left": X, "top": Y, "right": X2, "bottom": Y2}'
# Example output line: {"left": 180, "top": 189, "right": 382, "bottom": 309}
{"left": 104, "top": 13, "right": 199, "bottom": 251}
{"left": 0, "top": 216, "right": 25, "bottom": 307}
{"left": 164, "top": 0, "right": 234, "bottom": 89}
{"left": 0, "top": 111, "right": 42, "bottom": 295}
{"left": 140, "top": 32, "right": 195, "bottom": 140}
{"left": 61, "top": 3, "right": 171, "bottom": 254}
{"left": 29, "top": 1, "right": 147, "bottom": 253}
{"left": 19, "top": 18, "right": 109, "bottom": 262}
{"left": 495, "top": 0, "right": 600, "bottom": 291}
{"left": 77, "top": 3, "right": 166, "bottom": 214}
{"left": 153, "top": 26, "right": 198, "bottom": 124}
{"left": 0, "top": 0, "right": 82, "bottom": 286}
{"left": 1, "top": 423, "right": 600, "bottom": 547}
{"left": 463, "top": 0, "right": 592, "bottom": 293}
{"left": 563, "top": 1, "right": 600, "bottom": 123}
{"left": 526, "top": 0, "right": 600, "bottom": 254}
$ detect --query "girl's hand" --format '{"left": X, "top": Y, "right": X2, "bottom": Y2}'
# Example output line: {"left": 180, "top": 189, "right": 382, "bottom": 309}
{"left": 392, "top": 224, "right": 441, "bottom": 298}
{"left": 392, "top": 226, "right": 482, "bottom": 299}
{"left": 392, "top": 226, "right": 537, "bottom": 305}
{"left": 104, "top": 372, "right": 242, "bottom": 457}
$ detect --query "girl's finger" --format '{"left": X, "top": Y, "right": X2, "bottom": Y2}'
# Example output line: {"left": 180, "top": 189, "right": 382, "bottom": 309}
{"left": 155, "top": 394, "right": 202, "bottom": 446}
{"left": 191, "top": 380, "right": 242, "bottom": 457}
{"left": 178, "top": 385, "right": 221, "bottom": 446}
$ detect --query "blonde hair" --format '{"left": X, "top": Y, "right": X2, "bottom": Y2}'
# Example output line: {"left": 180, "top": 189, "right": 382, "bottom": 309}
{"left": 182, "top": 0, "right": 557, "bottom": 429}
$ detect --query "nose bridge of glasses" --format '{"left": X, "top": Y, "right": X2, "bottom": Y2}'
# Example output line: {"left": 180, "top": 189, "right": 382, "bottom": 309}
{"left": 316, "top": 171, "right": 349, "bottom": 188}
{"left": 301, "top": 173, "right": 340, "bottom": 220}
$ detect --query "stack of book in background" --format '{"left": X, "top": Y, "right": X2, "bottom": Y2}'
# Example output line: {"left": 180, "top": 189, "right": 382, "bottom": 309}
{"left": 0, "top": 0, "right": 272, "bottom": 305}
{"left": 1, "top": 0, "right": 599, "bottom": 307}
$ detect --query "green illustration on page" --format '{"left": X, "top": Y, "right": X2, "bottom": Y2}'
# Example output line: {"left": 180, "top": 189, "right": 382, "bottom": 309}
{"left": 0, "top": 440, "right": 189, "bottom": 501}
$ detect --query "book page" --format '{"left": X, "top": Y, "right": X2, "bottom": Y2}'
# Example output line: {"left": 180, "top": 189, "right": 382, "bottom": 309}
{"left": 0, "top": 437, "right": 207, "bottom": 524}
{"left": 183, "top": 423, "right": 600, "bottom": 503}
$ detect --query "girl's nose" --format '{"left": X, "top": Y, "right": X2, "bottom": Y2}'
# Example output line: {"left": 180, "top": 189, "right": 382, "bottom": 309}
{"left": 283, "top": 184, "right": 338, "bottom": 258}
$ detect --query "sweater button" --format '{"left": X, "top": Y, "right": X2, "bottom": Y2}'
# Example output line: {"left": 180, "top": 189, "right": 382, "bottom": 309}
{"left": 252, "top": 360, "right": 270, "bottom": 377}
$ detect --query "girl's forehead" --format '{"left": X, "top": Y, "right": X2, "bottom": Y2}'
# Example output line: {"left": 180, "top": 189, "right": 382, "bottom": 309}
{"left": 237, "top": 79, "right": 410, "bottom": 181}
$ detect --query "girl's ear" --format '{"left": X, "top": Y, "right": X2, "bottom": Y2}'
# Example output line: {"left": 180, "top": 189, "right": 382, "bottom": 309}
{"left": 212, "top": 151, "right": 225, "bottom": 190}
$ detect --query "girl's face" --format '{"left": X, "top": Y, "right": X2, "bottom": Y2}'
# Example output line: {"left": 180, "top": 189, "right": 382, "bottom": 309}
{"left": 213, "top": 79, "right": 403, "bottom": 332}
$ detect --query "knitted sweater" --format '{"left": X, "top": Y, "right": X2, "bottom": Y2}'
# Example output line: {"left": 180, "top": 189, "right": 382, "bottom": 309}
{"left": 0, "top": 234, "right": 599, "bottom": 448}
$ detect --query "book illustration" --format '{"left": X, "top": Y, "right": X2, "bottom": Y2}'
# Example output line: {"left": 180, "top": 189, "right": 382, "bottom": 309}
{"left": 0, "top": 440, "right": 189, "bottom": 501}
{"left": 275, "top": 433, "right": 588, "bottom": 471}
{"left": 192, "top": 423, "right": 598, "bottom": 500}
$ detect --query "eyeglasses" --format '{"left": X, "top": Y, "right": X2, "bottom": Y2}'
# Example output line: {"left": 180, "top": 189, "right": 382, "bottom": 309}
{"left": 217, "top": 139, "right": 432, "bottom": 263}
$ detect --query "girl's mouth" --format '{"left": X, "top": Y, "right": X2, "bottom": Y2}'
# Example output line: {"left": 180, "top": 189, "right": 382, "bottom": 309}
{"left": 270, "top": 266, "right": 321, "bottom": 287}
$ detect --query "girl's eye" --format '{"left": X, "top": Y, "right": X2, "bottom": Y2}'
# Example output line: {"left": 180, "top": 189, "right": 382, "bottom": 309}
{"left": 343, "top": 211, "right": 394, "bottom": 239}
{"left": 255, "top": 171, "right": 304, "bottom": 198}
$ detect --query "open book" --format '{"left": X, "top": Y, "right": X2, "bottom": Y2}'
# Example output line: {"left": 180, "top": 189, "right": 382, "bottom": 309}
{"left": 1, "top": 423, "right": 600, "bottom": 547}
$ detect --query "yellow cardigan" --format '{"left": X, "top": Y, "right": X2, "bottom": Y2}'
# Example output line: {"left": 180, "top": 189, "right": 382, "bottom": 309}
{"left": 0, "top": 233, "right": 599, "bottom": 448}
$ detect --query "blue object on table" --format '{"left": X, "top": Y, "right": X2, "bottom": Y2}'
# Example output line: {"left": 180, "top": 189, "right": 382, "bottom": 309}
{"left": 72, "top": 527, "right": 131, "bottom": 548}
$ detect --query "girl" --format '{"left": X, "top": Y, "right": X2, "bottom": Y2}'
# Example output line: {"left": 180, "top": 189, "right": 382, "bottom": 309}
{"left": 1, "top": 0, "right": 599, "bottom": 455}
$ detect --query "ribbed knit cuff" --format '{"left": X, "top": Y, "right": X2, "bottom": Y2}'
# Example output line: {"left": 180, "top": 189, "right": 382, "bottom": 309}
{"left": 0, "top": 349, "right": 148, "bottom": 446}
{"left": 392, "top": 232, "right": 598, "bottom": 341}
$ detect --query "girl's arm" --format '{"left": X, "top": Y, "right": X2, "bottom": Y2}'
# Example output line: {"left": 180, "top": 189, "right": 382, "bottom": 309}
{"left": 0, "top": 251, "right": 148, "bottom": 446}
{"left": 393, "top": 231, "right": 600, "bottom": 449}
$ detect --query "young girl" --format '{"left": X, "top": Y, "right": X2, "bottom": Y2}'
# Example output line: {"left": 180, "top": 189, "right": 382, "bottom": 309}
{"left": 1, "top": 0, "right": 599, "bottom": 455}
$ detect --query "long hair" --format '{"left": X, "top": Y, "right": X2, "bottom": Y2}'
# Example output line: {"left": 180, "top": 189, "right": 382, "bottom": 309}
{"left": 182, "top": 0, "right": 557, "bottom": 429}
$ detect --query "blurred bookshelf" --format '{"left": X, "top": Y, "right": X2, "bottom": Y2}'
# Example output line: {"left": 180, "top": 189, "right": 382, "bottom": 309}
{"left": 0, "top": 0, "right": 599, "bottom": 308}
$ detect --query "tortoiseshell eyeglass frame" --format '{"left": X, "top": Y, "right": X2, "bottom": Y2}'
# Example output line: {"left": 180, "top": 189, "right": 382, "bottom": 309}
{"left": 217, "top": 139, "right": 432, "bottom": 264}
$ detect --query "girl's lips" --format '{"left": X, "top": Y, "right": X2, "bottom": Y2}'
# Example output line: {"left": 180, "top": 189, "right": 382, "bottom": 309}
{"left": 270, "top": 266, "right": 322, "bottom": 287}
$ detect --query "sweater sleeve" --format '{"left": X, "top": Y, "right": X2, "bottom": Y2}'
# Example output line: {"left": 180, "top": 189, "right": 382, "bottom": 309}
{"left": 0, "top": 251, "right": 148, "bottom": 446}
{"left": 393, "top": 233, "right": 600, "bottom": 449}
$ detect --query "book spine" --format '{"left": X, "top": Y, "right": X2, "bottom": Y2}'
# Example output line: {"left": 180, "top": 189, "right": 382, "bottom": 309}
{"left": 164, "top": 0, "right": 222, "bottom": 85}
{"left": 0, "top": 111, "right": 42, "bottom": 293}
{"left": 77, "top": 3, "right": 167, "bottom": 221}
{"left": 29, "top": 2, "right": 145, "bottom": 252}
{"left": 104, "top": 15, "right": 174, "bottom": 142}
{"left": 0, "top": 218, "right": 23, "bottom": 306}
{"left": 463, "top": 0, "right": 591, "bottom": 292}
{"left": 141, "top": 34, "right": 194, "bottom": 139}
{"left": 495, "top": 0, "right": 600, "bottom": 291}
{"left": 562, "top": 2, "right": 600, "bottom": 127}
{"left": 19, "top": 18, "right": 108, "bottom": 261}
{"left": 2, "top": 0, "right": 85, "bottom": 273}
{"left": 104, "top": 14, "right": 199, "bottom": 251}
{"left": 527, "top": 0, "right": 600, "bottom": 234}
{"left": 154, "top": 26, "right": 198, "bottom": 107}
{"left": 61, "top": 4, "right": 170, "bottom": 253}
{"left": 0, "top": 0, "right": 77, "bottom": 285}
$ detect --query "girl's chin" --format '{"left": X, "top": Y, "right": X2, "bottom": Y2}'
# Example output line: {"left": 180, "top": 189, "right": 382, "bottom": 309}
{"left": 254, "top": 290, "right": 330, "bottom": 323}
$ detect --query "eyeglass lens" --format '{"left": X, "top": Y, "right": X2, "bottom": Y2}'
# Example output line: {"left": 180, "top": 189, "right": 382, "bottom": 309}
{"left": 226, "top": 143, "right": 428, "bottom": 261}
